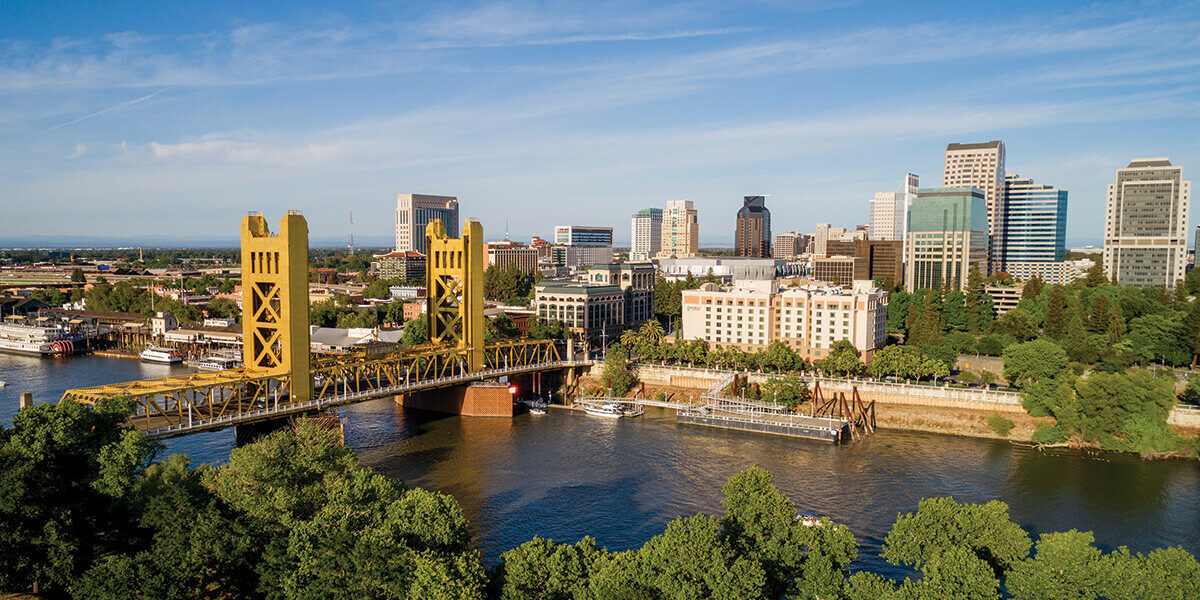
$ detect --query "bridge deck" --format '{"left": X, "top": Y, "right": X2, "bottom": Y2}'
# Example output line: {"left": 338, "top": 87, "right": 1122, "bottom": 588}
{"left": 138, "top": 360, "right": 589, "bottom": 439}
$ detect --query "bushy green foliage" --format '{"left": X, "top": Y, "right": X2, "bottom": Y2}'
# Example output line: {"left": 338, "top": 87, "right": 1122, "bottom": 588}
{"left": 483, "top": 265, "right": 538, "bottom": 303}
{"left": 601, "top": 344, "right": 635, "bottom": 397}
{"left": 988, "top": 412, "right": 1015, "bottom": 437}
{"left": 761, "top": 372, "right": 811, "bottom": 409}
{"left": 1032, "top": 423, "right": 1068, "bottom": 445}
{"left": 1003, "top": 339, "right": 1069, "bottom": 388}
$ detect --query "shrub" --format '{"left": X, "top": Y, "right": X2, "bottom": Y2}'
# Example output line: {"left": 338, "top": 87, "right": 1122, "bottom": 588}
{"left": 987, "top": 412, "right": 1015, "bottom": 437}
{"left": 1031, "top": 423, "right": 1067, "bottom": 445}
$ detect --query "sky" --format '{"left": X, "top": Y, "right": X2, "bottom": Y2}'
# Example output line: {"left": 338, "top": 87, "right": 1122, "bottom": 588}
{"left": 2, "top": 0, "right": 1199, "bottom": 247}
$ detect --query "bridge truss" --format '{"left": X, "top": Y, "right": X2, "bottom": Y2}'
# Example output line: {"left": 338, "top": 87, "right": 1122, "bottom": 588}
{"left": 61, "top": 339, "right": 565, "bottom": 438}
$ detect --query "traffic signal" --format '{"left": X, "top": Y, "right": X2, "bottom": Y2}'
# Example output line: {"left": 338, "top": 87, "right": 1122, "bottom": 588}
{"left": 508, "top": 383, "right": 518, "bottom": 395}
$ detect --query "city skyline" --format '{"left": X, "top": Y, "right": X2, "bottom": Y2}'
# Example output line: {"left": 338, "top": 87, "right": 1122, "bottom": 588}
{"left": 3, "top": 1, "right": 1200, "bottom": 246}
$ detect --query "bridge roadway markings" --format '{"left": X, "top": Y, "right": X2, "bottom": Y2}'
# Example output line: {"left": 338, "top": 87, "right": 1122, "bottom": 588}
{"left": 141, "top": 360, "right": 592, "bottom": 440}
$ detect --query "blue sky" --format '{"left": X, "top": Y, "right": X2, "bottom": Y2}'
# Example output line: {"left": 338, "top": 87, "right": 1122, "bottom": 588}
{"left": 2, "top": 0, "right": 1199, "bottom": 246}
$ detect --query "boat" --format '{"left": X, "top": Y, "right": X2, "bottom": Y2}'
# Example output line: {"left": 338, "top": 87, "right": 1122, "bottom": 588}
{"left": 583, "top": 402, "right": 626, "bottom": 418}
{"left": 193, "top": 350, "right": 242, "bottom": 371}
{"left": 0, "top": 380, "right": 6, "bottom": 387}
{"left": 0, "top": 321, "right": 82, "bottom": 357}
{"left": 140, "top": 346, "right": 183, "bottom": 364}
{"left": 527, "top": 399, "right": 548, "bottom": 415}
{"left": 623, "top": 404, "right": 644, "bottom": 417}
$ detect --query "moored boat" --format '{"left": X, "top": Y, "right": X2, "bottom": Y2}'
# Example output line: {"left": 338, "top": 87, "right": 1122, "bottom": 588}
{"left": 140, "top": 346, "right": 183, "bottom": 364}
{"left": 583, "top": 403, "right": 626, "bottom": 418}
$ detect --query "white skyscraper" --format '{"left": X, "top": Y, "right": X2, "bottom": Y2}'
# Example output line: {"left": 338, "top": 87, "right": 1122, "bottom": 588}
{"left": 869, "top": 173, "right": 919, "bottom": 244}
{"left": 1103, "top": 158, "right": 1191, "bottom": 287}
{"left": 630, "top": 208, "right": 663, "bottom": 261}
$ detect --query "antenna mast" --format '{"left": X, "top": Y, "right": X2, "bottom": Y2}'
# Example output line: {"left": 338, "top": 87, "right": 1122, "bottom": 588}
{"left": 348, "top": 190, "right": 355, "bottom": 256}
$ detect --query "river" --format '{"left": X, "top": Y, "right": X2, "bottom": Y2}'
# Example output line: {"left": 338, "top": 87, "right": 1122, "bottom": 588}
{"left": 3, "top": 353, "right": 1199, "bottom": 577}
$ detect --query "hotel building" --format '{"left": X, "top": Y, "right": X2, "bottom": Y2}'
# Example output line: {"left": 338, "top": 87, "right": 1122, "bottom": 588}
{"left": 681, "top": 280, "right": 887, "bottom": 361}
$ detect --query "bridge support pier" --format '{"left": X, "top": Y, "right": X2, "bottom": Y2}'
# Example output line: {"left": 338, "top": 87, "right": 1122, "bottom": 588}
{"left": 397, "top": 382, "right": 515, "bottom": 417}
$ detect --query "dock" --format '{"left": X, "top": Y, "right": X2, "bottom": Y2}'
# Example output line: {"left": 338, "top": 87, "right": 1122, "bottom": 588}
{"left": 568, "top": 377, "right": 875, "bottom": 444}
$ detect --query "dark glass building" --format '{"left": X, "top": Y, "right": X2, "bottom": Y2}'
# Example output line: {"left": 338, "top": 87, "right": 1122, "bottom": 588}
{"left": 735, "top": 196, "right": 771, "bottom": 258}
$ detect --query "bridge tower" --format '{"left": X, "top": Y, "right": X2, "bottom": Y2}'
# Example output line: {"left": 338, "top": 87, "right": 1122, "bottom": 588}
{"left": 241, "top": 211, "right": 311, "bottom": 403}
{"left": 426, "top": 219, "right": 485, "bottom": 372}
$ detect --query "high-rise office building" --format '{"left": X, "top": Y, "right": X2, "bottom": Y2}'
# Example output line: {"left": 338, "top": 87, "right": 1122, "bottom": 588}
{"left": 661, "top": 200, "right": 699, "bottom": 258}
{"left": 773, "top": 231, "right": 806, "bottom": 259}
{"left": 1000, "top": 174, "right": 1067, "bottom": 266}
{"left": 1103, "top": 158, "right": 1191, "bottom": 287}
{"left": 735, "top": 196, "right": 771, "bottom": 258}
{"left": 553, "top": 225, "right": 614, "bottom": 268}
{"left": 904, "top": 187, "right": 988, "bottom": 292}
{"left": 813, "top": 223, "right": 846, "bottom": 256}
{"left": 869, "top": 173, "right": 919, "bottom": 244}
{"left": 854, "top": 239, "right": 904, "bottom": 286}
{"left": 554, "top": 225, "right": 614, "bottom": 247}
{"left": 943, "top": 141, "right": 1005, "bottom": 272}
{"left": 630, "top": 208, "right": 663, "bottom": 261}
{"left": 396, "top": 194, "right": 458, "bottom": 254}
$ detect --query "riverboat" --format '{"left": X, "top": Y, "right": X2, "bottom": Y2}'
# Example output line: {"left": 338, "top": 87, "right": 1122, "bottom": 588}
{"left": 193, "top": 350, "right": 242, "bottom": 371}
{"left": 0, "top": 321, "right": 81, "bottom": 357}
{"left": 140, "top": 346, "right": 183, "bottom": 364}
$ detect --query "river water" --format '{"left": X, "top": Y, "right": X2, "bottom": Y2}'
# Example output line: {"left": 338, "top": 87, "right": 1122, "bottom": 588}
{"left": 3, "top": 353, "right": 1199, "bottom": 576}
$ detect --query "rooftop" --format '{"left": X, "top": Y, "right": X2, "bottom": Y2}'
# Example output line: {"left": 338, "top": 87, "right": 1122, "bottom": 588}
{"left": 1127, "top": 157, "right": 1173, "bottom": 168}
{"left": 946, "top": 141, "right": 1003, "bottom": 151}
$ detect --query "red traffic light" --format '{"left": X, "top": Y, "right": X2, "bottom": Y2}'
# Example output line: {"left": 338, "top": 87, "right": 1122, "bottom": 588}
{"left": 507, "top": 384, "right": 518, "bottom": 395}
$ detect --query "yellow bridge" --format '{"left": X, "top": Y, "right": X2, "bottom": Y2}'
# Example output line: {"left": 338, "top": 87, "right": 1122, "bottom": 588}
{"left": 61, "top": 212, "right": 584, "bottom": 439}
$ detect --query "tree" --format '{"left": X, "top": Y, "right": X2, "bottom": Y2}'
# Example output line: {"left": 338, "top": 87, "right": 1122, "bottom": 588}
{"left": 762, "top": 372, "right": 810, "bottom": 408}
{"left": 883, "top": 497, "right": 1032, "bottom": 576}
{"left": 205, "top": 296, "right": 240, "bottom": 321}
{"left": 527, "top": 316, "right": 569, "bottom": 340}
{"left": 1043, "top": 286, "right": 1069, "bottom": 339}
{"left": 965, "top": 263, "right": 985, "bottom": 331}
{"left": 1073, "top": 369, "right": 1177, "bottom": 452}
{"left": 71, "top": 267, "right": 86, "bottom": 283}
{"left": 944, "top": 291, "right": 968, "bottom": 331}
{"left": 1182, "top": 299, "right": 1200, "bottom": 366}
{"left": 1022, "top": 276, "right": 1044, "bottom": 300}
{"left": 1007, "top": 530, "right": 1107, "bottom": 600}
{"left": 0, "top": 398, "right": 153, "bottom": 597}
{"left": 994, "top": 308, "right": 1039, "bottom": 342}
{"left": 486, "top": 313, "right": 521, "bottom": 341}
{"left": 1003, "top": 339, "right": 1069, "bottom": 388}
{"left": 602, "top": 344, "right": 635, "bottom": 397}
{"left": 1128, "top": 312, "right": 1190, "bottom": 366}
{"left": 1083, "top": 261, "right": 1109, "bottom": 287}
{"left": 494, "top": 536, "right": 607, "bottom": 600}
{"left": 979, "top": 370, "right": 997, "bottom": 388}
{"left": 402, "top": 313, "right": 430, "bottom": 346}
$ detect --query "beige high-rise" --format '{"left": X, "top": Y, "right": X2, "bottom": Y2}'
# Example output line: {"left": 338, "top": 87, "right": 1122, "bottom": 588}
{"left": 1103, "top": 158, "right": 1191, "bottom": 287}
{"left": 660, "top": 200, "right": 699, "bottom": 258}
{"left": 943, "top": 142, "right": 1004, "bottom": 272}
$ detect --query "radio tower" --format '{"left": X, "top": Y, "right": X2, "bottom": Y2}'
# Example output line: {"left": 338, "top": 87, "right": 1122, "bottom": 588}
{"left": 348, "top": 191, "right": 355, "bottom": 256}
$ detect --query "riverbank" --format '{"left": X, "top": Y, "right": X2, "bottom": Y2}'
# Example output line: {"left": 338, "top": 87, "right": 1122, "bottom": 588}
{"left": 585, "top": 368, "right": 1200, "bottom": 456}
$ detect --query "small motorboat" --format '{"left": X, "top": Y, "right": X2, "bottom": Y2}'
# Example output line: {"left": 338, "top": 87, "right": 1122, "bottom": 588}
{"left": 583, "top": 402, "right": 626, "bottom": 418}
{"left": 0, "top": 380, "right": 6, "bottom": 387}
